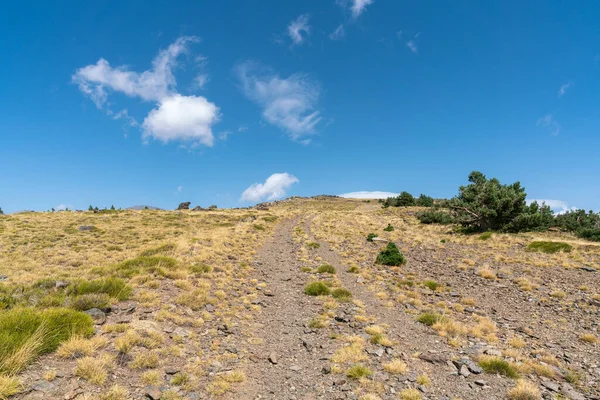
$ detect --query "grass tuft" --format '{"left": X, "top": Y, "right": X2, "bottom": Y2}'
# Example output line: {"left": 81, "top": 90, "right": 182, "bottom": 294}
{"left": 317, "top": 264, "right": 336, "bottom": 274}
{"left": 331, "top": 288, "right": 352, "bottom": 301}
{"left": 507, "top": 380, "right": 541, "bottom": 400}
{"left": 416, "top": 311, "right": 444, "bottom": 326}
{"left": 346, "top": 364, "right": 372, "bottom": 379}
{"left": 304, "top": 281, "right": 331, "bottom": 296}
{"left": 526, "top": 241, "right": 572, "bottom": 254}
{"left": 478, "top": 356, "right": 519, "bottom": 378}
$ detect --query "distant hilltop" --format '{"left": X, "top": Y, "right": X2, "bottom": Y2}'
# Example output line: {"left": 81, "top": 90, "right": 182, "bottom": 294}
{"left": 127, "top": 205, "right": 163, "bottom": 211}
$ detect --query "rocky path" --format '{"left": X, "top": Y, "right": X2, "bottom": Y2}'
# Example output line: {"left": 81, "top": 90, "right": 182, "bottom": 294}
{"left": 235, "top": 218, "right": 336, "bottom": 399}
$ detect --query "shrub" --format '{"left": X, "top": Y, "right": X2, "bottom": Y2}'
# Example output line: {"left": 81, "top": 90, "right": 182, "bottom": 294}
{"left": 507, "top": 380, "right": 541, "bottom": 400}
{"left": 75, "top": 356, "right": 108, "bottom": 385}
{"left": 504, "top": 202, "right": 554, "bottom": 232}
{"left": 346, "top": 364, "right": 372, "bottom": 379}
{"left": 478, "top": 356, "right": 519, "bottom": 378}
{"left": 416, "top": 210, "right": 453, "bottom": 225}
{"left": 304, "top": 282, "right": 331, "bottom": 296}
{"left": 416, "top": 312, "right": 444, "bottom": 326}
{"left": 189, "top": 264, "right": 212, "bottom": 274}
{"left": 317, "top": 264, "right": 336, "bottom": 274}
{"left": 366, "top": 233, "right": 378, "bottom": 242}
{"left": 347, "top": 265, "right": 360, "bottom": 273}
{"left": 526, "top": 241, "right": 572, "bottom": 254}
{"left": 398, "top": 389, "right": 422, "bottom": 400}
{"left": 383, "top": 192, "right": 416, "bottom": 207}
{"left": 69, "top": 278, "right": 132, "bottom": 301}
{"left": 423, "top": 280, "right": 439, "bottom": 291}
{"left": 478, "top": 232, "right": 493, "bottom": 240}
{"left": 375, "top": 243, "right": 406, "bottom": 266}
{"left": 307, "top": 242, "right": 320, "bottom": 249}
{"left": 331, "top": 288, "right": 352, "bottom": 301}
{"left": 140, "top": 243, "right": 176, "bottom": 257}
{"left": 0, "top": 307, "right": 94, "bottom": 375}
{"left": 416, "top": 194, "right": 434, "bottom": 207}
{"left": 116, "top": 256, "right": 177, "bottom": 278}
{"left": 69, "top": 293, "right": 111, "bottom": 311}
{"left": 383, "top": 224, "right": 394, "bottom": 232}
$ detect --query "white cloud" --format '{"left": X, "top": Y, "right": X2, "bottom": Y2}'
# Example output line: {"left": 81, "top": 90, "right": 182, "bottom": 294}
{"left": 339, "top": 191, "right": 398, "bottom": 199}
{"left": 558, "top": 82, "right": 572, "bottom": 98}
{"left": 241, "top": 173, "right": 299, "bottom": 202}
{"left": 536, "top": 114, "right": 560, "bottom": 136}
{"left": 287, "top": 14, "right": 311, "bottom": 45}
{"left": 527, "top": 199, "right": 578, "bottom": 215}
{"left": 73, "top": 37, "right": 220, "bottom": 146}
{"left": 330, "top": 24, "right": 345, "bottom": 40}
{"left": 407, "top": 40, "right": 418, "bottom": 53}
{"left": 178, "top": 185, "right": 183, "bottom": 192}
{"left": 55, "top": 204, "right": 72, "bottom": 211}
{"left": 235, "top": 61, "right": 322, "bottom": 140}
{"left": 347, "top": 0, "right": 374, "bottom": 18}
{"left": 238, "top": 125, "right": 248, "bottom": 132}
{"left": 142, "top": 95, "right": 219, "bottom": 146}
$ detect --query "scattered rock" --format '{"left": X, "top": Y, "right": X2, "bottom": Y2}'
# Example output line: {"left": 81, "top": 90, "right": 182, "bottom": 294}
{"left": 176, "top": 202, "right": 191, "bottom": 210}
{"left": 268, "top": 352, "right": 278, "bottom": 364}
{"left": 581, "top": 267, "right": 597, "bottom": 272}
{"left": 145, "top": 386, "right": 162, "bottom": 400}
{"left": 542, "top": 381, "right": 560, "bottom": 392}
{"left": 419, "top": 352, "right": 448, "bottom": 365}
{"left": 78, "top": 225, "right": 95, "bottom": 231}
{"left": 165, "top": 367, "right": 180, "bottom": 375}
{"left": 459, "top": 365, "right": 470, "bottom": 377}
{"left": 84, "top": 308, "right": 106, "bottom": 324}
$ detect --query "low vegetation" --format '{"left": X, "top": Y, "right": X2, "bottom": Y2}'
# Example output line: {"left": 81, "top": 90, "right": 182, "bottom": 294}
{"left": 375, "top": 242, "right": 406, "bottom": 266}
{"left": 527, "top": 241, "right": 573, "bottom": 254}
{"left": 304, "top": 281, "right": 331, "bottom": 296}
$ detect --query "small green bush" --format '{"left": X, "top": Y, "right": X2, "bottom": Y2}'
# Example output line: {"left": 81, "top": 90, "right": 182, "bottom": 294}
{"left": 423, "top": 280, "right": 439, "bottom": 291}
{"left": 139, "top": 243, "right": 176, "bottom": 257}
{"left": 416, "top": 210, "right": 453, "bottom": 225}
{"left": 307, "top": 242, "right": 320, "bottom": 249}
{"left": 478, "top": 232, "right": 493, "bottom": 240}
{"left": 69, "top": 293, "right": 110, "bottom": 311}
{"left": 478, "top": 357, "right": 519, "bottom": 378}
{"left": 317, "top": 264, "right": 336, "bottom": 274}
{"left": 383, "top": 224, "right": 394, "bottom": 232}
{"left": 526, "top": 241, "right": 572, "bottom": 254}
{"left": 416, "top": 312, "right": 444, "bottom": 326}
{"left": 331, "top": 288, "right": 352, "bottom": 301}
{"left": 347, "top": 265, "right": 360, "bottom": 274}
{"left": 346, "top": 364, "right": 373, "bottom": 379}
{"left": 69, "top": 278, "right": 132, "bottom": 301}
{"left": 366, "top": 233, "right": 378, "bottom": 242}
{"left": 375, "top": 243, "right": 406, "bottom": 266}
{"left": 189, "top": 264, "right": 212, "bottom": 274}
{"left": 253, "top": 224, "right": 265, "bottom": 231}
{"left": 304, "top": 282, "right": 331, "bottom": 296}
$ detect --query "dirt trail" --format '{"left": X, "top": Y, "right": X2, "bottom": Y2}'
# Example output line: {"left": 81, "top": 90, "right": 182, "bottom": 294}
{"left": 236, "top": 218, "right": 337, "bottom": 399}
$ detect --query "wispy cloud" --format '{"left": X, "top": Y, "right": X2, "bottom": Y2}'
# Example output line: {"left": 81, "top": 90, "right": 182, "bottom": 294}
{"left": 287, "top": 14, "right": 311, "bottom": 45}
{"left": 536, "top": 114, "right": 560, "bottom": 136}
{"left": 240, "top": 173, "right": 299, "bottom": 202}
{"left": 558, "top": 82, "right": 572, "bottom": 98}
{"left": 329, "top": 24, "right": 345, "bottom": 40}
{"left": 73, "top": 37, "right": 221, "bottom": 147}
{"left": 406, "top": 40, "right": 417, "bottom": 53}
{"left": 338, "top": 0, "right": 374, "bottom": 18}
{"left": 234, "top": 61, "right": 323, "bottom": 140}
{"left": 339, "top": 191, "right": 398, "bottom": 199}
{"left": 527, "top": 199, "right": 577, "bottom": 215}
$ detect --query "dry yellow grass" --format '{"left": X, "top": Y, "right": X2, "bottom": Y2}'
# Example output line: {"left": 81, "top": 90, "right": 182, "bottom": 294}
{"left": 57, "top": 336, "right": 108, "bottom": 359}
{"left": 0, "top": 375, "right": 21, "bottom": 399}
{"left": 507, "top": 380, "right": 541, "bottom": 400}
{"left": 579, "top": 333, "right": 599, "bottom": 344}
{"left": 75, "top": 355, "right": 112, "bottom": 385}
{"left": 382, "top": 359, "right": 408, "bottom": 374}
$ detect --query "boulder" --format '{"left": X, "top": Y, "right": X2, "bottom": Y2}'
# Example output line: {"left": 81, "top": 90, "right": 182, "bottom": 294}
{"left": 177, "top": 202, "right": 191, "bottom": 210}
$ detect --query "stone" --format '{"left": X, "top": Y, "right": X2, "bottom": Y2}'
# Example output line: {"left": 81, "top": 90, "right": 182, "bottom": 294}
{"left": 31, "top": 380, "right": 55, "bottom": 392}
{"left": 268, "top": 351, "right": 278, "bottom": 364}
{"left": 419, "top": 352, "right": 448, "bottom": 365}
{"left": 289, "top": 365, "right": 301, "bottom": 371}
{"left": 356, "top": 276, "right": 365, "bottom": 284}
{"left": 322, "top": 365, "right": 331, "bottom": 374}
{"left": 0, "top": 275, "right": 7, "bottom": 281}
{"left": 474, "top": 380, "right": 486, "bottom": 387}
{"left": 581, "top": 267, "right": 597, "bottom": 272}
{"left": 205, "top": 304, "right": 214, "bottom": 312}
{"left": 84, "top": 308, "right": 106, "bottom": 324}
{"left": 78, "top": 225, "right": 95, "bottom": 231}
{"left": 55, "top": 280, "right": 68, "bottom": 288}
{"left": 466, "top": 361, "right": 483, "bottom": 374}
{"left": 145, "top": 386, "right": 162, "bottom": 400}
{"left": 176, "top": 202, "right": 191, "bottom": 210}
{"left": 191, "top": 206, "right": 204, "bottom": 211}
{"left": 459, "top": 365, "right": 470, "bottom": 377}
{"left": 541, "top": 381, "right": 559, "bottom": 392}
{"left": 165, "top": 367, "right": 180, "bottom": 375}
{"left": 208, "top": 205, "right": 217, "bottom": 209}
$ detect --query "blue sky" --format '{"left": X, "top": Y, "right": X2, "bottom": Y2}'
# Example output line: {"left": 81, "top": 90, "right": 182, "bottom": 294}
{"left": 1, "top": 0, "right": 599, "bottom": 213}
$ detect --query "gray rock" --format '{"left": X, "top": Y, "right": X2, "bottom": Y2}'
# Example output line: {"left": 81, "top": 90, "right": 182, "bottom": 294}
{"left": 84, "top": 308, "right": 106, "bottom": 324}
{"left": 145, "top": 386, "right": 162, "bottom": 400}
{"left": 268, "top": 351, "right": 278, "bottom": 364}
{"left": 459, "top": 365, "right": 470, "bottom": 377}
{"left": 176, "top": 202, "right": 191, "bottom": 210}
{"left": 31, "top": 380, "right": 54, "bottom": 392}
{"left": 541, "top": 381, "right": 559, "bottom": 392}
{"left": 165, "top": 367, "right": 180, "bottom": 375}
{"left": 0, "top": 275, "right": 7, "bottom": 281}
{"left": 78, "top": 225, "right": 95, "bottom": 231}
{"left": 289, "top": 365, "right": 302, "bottom": 371}
{"left": 581, "top": 267, "right": 597, "bottom": 272}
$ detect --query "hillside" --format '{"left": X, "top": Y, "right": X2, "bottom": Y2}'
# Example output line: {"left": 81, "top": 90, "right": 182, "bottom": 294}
{"left": 0, "top": 198, "right": 598, "bottom": 400}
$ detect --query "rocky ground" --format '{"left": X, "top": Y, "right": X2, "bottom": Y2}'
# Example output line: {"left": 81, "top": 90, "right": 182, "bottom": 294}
{"left": 1, "top": 198, "right": 598, "bottom": 399}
